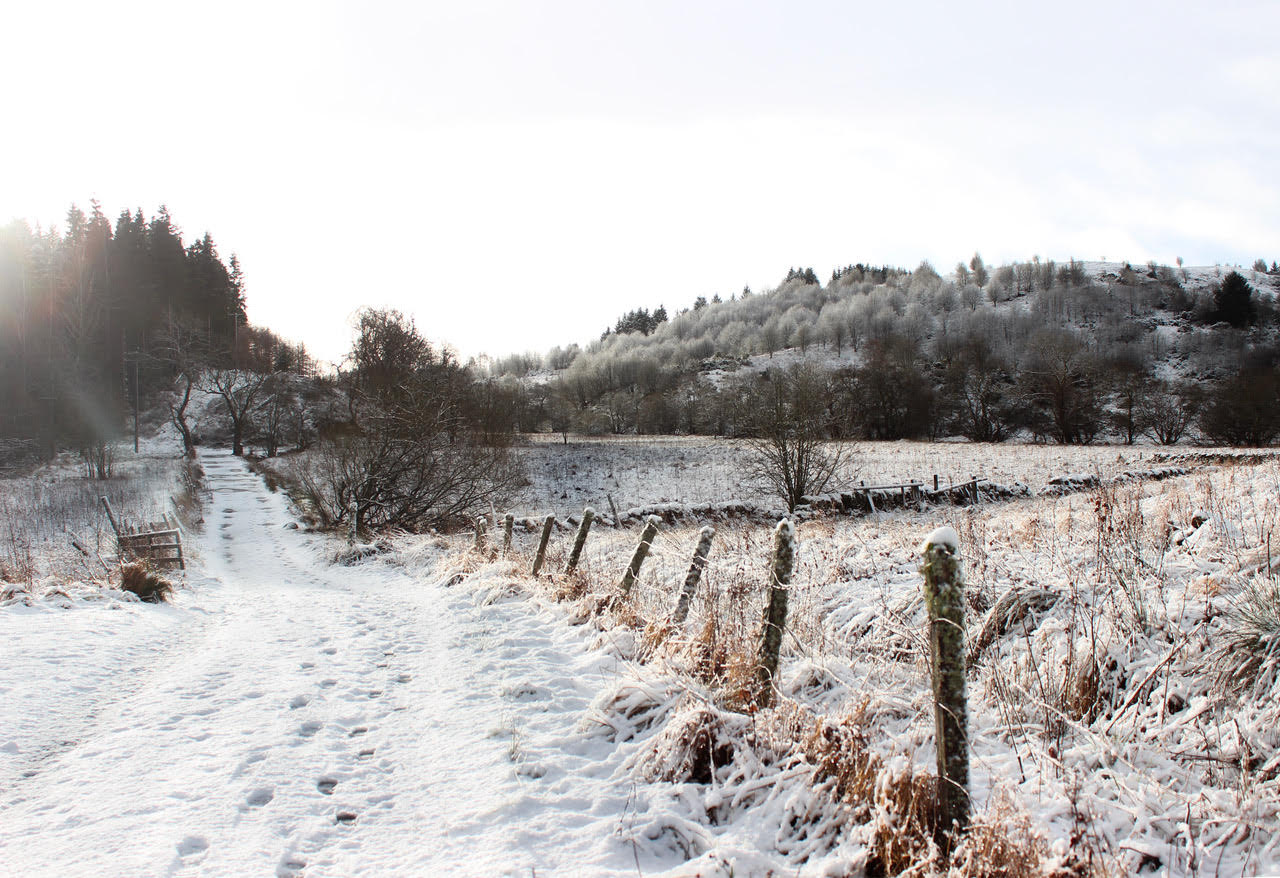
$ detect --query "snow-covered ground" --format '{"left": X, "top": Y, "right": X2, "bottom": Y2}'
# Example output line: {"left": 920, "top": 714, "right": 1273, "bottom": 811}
{"left": 0, "top": 449, "right": 684, "bottom": 877}
{"left": 510, "top": 435, "right": 1249, "bottom": 521}
{"left": 6, "top": 440, "right": 1280, "bottom": 876}
{"left": 0, "top": 434, "right": 189, "bottom": 584}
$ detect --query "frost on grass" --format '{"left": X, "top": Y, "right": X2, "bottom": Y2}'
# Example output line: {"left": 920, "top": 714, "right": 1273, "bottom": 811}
{"left": 1, "top": 432, "right": 192, "bottom": 600}
{"left": 431, "top": 453, "right": 1280, "bottom": 875}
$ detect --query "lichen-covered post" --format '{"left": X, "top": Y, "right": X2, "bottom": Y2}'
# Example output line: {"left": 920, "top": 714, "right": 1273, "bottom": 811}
{"left": 502, "top": 513, "right": 515, "bottom": 556}
{"left": 756, "top": 519, "right": 796, "bottom": 706}
{"left": 565, "top": 507, "right": 595, "bottom": 574}
{"left": 620, "top": 515, "right": 661, "bottom": 595}
{"left": 531, "top": 514, "right": 555, "bottom": 576}
{"left": 347, "top": 499, "right": 358, "bottom": 547}
{"left": 672, "top": 525, "right": 716, "bottom": 624}
{"left": 474, "top": 516, "right": 487, "bottom": 552}
{"left": 921, "top": 525, "right": 969, "bottom": 849}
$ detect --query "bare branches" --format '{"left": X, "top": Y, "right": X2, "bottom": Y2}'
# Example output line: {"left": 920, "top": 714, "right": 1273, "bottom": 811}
{"left": 742, "top": 364, "right": 848, "bottom": 512}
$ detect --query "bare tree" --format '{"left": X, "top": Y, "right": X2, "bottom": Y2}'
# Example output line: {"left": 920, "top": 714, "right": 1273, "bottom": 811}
{"left": 156, "top": 321, "right": 209, "bottom": 457}
{"left": 1142, "top": 380, "right": 1197, "bottom": 446}
{"left": 301, "top": 309, "right": 522, "bottom": 532}
{"left": 205, "top": 368, "right": 270, "bottom": 456}
{"left": 743, "top": 363, "right": 848, "bottom": 511}
{"left": 255, "top": 373, "right": 298, "bottom": 457}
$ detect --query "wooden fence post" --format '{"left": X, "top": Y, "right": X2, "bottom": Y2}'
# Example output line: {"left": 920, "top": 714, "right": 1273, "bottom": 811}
{"left": 531, "top": 514, "right": 555, "bottom": 576}
{"left": 100, "top": 497, "right": 123, "bottom": 539}
{"left": 502, "top": 513, "right": 515, "bottom": 556}
{"left": 756, "top": 519, "right": 797, "bottom": 706}
{"left": 921, "top": 525, "right": 969, "bottom": 850}
{"left": 347, "top": 500, "right": 358, "bottom": 547}
{"left": 620, "top": 515, "right": 661, "bottom": 595}
{"left": 672, "top": 526, "right": 716, "bottom": 624}
{"left": 565, "top": 507, "right": 595, "bottom": 574}
{"left": 474, "top": 516, "right": 487, "bottom": 552}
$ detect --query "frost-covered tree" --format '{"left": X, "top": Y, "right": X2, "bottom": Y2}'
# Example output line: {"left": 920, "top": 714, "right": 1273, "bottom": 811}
{"left": 742, "top": 364, "right": 846, "bottom": 511}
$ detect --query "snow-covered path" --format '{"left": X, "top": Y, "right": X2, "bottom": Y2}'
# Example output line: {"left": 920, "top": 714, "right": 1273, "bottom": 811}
{"left": 0, "top": 450, "right": 650, "bottom": 877}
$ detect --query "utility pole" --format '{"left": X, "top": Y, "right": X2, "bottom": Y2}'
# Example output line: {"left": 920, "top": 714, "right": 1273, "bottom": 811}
{"left": 133, "top": 353, "right": 140, "bottom": 453}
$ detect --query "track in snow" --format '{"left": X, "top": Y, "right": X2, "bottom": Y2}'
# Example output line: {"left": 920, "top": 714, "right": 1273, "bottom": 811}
{"left": 0, "top": 449, "right": 650, "bottom": 877}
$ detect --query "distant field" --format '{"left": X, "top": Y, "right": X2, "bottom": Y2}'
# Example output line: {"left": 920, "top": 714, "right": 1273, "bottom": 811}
{"left": 510, "top": 435, "right": 1242, "bottom": 519}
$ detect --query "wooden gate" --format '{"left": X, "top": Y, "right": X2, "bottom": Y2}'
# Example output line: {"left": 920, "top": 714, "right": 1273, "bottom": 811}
{"left": 101, "top": 497, "right": 185, "bottom": 570}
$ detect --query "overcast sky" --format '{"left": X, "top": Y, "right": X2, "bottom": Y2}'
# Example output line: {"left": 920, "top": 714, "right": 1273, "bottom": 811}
{"left": 4, "top": 1, "right": 1278, "bottom": 365}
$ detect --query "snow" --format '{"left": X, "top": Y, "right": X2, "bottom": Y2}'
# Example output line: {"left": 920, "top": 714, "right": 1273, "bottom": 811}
{"left": 921, "top": 525, "right": 959, "bottom": 552}
{"left": 0, "top": 449, "right": 678, "bottom": 876}
{"left": 6, "top": 439, "right": 1280, "bottom": 875}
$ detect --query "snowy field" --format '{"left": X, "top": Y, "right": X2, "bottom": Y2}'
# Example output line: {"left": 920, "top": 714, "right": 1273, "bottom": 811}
{"left": 0, "top": 433, "right": 191, "bottom": 587}
{"left": 3, "top": 437, "right": 1279, "bottom": 875}
{"left": 475, "top": 453, "right": 1280, "bottom": 875}
{"left": 510, "top": 435, "right": 1252, "bottom": 520}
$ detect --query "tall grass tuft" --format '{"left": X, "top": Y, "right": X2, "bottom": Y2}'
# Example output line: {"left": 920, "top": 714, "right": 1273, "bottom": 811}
{"left": 118, "top": 561, "right": 174, "bottom": 603}
{"left": 1210, "top": 577, "right": 1280, "bottom": 694}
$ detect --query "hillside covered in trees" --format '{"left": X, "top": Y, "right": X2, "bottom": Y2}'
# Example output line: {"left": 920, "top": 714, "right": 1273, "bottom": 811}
{"left": 483, "top": 256, "right": 1280, "bottom": 446}
{"left": 0, "top": 202, "right": 316, "bottom": 458}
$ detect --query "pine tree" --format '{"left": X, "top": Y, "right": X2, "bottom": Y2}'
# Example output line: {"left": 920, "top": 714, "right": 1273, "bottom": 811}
{"left": 1214, "top": 271, "right": 1255, "bottom": 328}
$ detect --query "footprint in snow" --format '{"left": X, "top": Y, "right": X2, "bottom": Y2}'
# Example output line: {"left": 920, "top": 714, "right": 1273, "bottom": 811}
{"left": 289, "top": 695, "right": 310, "bottom": 709}
{"left": 335, "top": 811, "right": 358, "bottom": 825}
{"left": 349, "top": 726, "right": 368, "bottom": 737}
{"left": 277, "top": 858, "right": 307, "bottom": 878}
{"left": 317, "top": 777, "right": 338, "bottom": 795}
{"left": 175, "top": 835, "right": 210, "bottom": 863}
{"left": 298, "top": 721, "right": 322, "bottom": 738}
{"left": 245, "top": 786, "right": 275, "bottom": 808}
{"left": 320, "top": 647, "right": 337, "bottom": 656}
{"left": 319, "top": 679, "right": 337, "bottom": 689}
{"left": 299, "top": 663, "right": 315, "bottom": 670}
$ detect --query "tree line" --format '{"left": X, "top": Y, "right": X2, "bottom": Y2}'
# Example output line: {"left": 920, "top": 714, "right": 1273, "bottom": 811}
{"left": 0, "top": 202, "right": 272, "bottom": 457}
{"left": 480, "top": 256, "right": 1280, "bottom": 446}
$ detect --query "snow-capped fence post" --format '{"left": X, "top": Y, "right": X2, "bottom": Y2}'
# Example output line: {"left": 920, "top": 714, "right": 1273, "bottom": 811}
{"left": 920, "top": 525, "right": 969, "bottom": 850}
{"left": 531, "top": 514, "right": 555, "bottom": 576}
{"left": 620, "top": 515, "right": 661, "bottom": 595}
{"left": 565, "top": 507, "right": 595, "bottom": 574}
{"left": 474, "top": 516, "right": 487, "bottom": 553}
{"left": 756, "top": 519, "right": 796, "bottom": 706}
{"left": 672, "top": 525, "right": 716, "bottom": 624}
{"left": 502, "top": 513, "right": 514, "bottom": 556}
{"left": 347, "top": 500, "right": 358, "bottom": 547}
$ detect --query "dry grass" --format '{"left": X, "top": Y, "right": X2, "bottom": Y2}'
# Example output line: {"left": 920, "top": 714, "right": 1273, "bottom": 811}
{"left": 445, "top": 458, "right": 1280, "bottom": 874}
{"left": 118, "top": 560, "right": 174, "bottom": 603}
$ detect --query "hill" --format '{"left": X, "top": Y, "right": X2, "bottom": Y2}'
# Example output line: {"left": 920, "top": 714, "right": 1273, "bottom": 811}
{"left": 483, "top": 257, "right": 1280, "bottom": 446}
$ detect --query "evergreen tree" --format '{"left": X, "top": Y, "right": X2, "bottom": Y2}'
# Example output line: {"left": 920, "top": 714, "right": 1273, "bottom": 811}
{"left": 1213, "top": 271, "right": 1255, "bottom": 328}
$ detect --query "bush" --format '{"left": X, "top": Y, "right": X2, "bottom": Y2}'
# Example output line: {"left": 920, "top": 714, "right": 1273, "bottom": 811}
{"left": 742, "top": 363, "right": 849, "bottom": 511}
